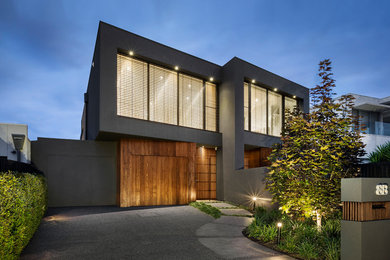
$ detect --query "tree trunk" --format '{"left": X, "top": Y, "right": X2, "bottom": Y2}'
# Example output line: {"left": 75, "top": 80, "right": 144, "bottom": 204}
{"left": 316, "top": 210, "right": 322, "bottom": 231}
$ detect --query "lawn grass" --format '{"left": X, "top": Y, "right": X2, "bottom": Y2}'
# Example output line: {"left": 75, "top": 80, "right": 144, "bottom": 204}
{"left": 190, "top": 201, "right": 222, "bottom": 218}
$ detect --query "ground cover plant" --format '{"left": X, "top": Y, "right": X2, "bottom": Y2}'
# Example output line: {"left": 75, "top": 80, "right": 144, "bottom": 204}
{"left": 189, "top": 201, "right": 222, "bottom": 218}
{"left": 0, "top": 171, "right": 47, "bottom": 259}
{"left": 267, "top": 59, "right": 365, "bottom": 228}
{"left": 245, "top": 206, "right": 340, "bottom": 260}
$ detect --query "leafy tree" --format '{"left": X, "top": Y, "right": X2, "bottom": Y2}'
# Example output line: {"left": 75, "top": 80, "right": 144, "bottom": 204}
{"left": 266, "top": 59, "right": 365, "bottom": 228}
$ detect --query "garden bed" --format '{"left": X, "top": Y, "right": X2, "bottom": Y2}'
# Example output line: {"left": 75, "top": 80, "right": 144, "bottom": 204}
{"left": 243, "top": 207, "right": 340, "bottom": 260}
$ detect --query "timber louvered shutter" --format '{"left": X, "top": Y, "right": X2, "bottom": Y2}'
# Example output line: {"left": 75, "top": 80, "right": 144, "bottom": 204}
{"left": 179, "top": 74, "right": 204, "bottom": 129}
{"left": 117, "top": 55, "right": 148, "bottom": 119}
{"left": 205, "top": 82, "right": 217, "bottom": 131}
{"left": 149, "top": 65, "right": 178, "bottom": 125}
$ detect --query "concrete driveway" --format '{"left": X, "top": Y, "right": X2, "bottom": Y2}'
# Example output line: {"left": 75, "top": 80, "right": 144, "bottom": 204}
{"left": 21, "top": 205, "right": 291, "bottom": 260}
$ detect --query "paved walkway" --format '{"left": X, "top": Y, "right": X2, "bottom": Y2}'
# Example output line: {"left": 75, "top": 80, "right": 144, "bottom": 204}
{"left": 196, "top": 201, "right": 293, "bottom": 259}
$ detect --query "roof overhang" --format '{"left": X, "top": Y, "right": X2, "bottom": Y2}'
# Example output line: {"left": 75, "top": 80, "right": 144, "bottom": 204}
{"left": 354, "top": 102, "right": 390, "bottom": 112}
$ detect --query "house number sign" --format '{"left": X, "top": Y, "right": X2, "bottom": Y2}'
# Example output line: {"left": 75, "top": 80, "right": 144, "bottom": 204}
{"left": 376, "top": 183, "right": 389, "bottom": 196}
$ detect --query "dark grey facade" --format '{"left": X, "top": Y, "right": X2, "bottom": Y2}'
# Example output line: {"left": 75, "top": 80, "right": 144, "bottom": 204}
{"left": 78, "top": 21, "right": 309, "bottom": 206}
{"left": 32, "top": 138, "right": 117, "bottom": 207}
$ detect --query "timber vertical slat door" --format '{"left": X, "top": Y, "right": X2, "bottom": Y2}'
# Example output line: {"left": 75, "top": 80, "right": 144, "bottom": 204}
{"left": 117, "top": 139, "right": 196, "bottom": 207}
{"left": 196, "top": 147, "right": 217, "bottom": 200}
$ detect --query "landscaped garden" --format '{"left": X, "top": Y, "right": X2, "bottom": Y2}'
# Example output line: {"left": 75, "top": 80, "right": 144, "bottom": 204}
{"left": 245, "top": 59, "right": 366, "bottom": 259}
{"left": 245, "top": 207, "right": 340, "bottom": 260}
{"left": 0, "top": 171, "right": 47, "bottom": 259}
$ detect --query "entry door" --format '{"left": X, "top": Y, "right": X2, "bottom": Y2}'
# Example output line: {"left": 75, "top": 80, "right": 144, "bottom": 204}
{"left": 196, "top": 147, "right": 216, "bottom": 199}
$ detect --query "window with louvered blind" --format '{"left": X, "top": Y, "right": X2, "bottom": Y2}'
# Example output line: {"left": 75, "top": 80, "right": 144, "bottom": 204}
{"left": 268, "top": 91, "right": 282, "bottom": 136}
{"left": 251, "top": 84, "right": 267, "bottom": 134}
{"left": 244, "top": 83, "right": 249, "bottom": 131}
{"left": 117, "top": 55, "right": 148, "bottom": 119}
{"left": 179, "top": 74, "right": 204, "bottom": 129}
{"left": 149, "top": 64, "right": 178, "bottom": 125}
{"left": 117, "top": 54, "right": 218, "bottom": 132}
{"left": 285, "top": 96, "right": 297, "bottom": 114}
{"left": 205, "top": 82, "right": 217, "bottom": 131}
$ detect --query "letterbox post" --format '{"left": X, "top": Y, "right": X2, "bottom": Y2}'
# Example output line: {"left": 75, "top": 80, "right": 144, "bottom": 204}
{"left": 341, "top": 178, "right": 390, "bottom": 260}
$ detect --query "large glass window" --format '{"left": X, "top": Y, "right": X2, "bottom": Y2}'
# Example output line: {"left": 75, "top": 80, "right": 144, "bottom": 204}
{"left": 268, "top": 91, "right": 282, "bottom": 136}
{"left": 179, "top": 74, "right": 204, "bottom": 129}
{"left": 244, "top": 83, "right": 249, "bottom": 131}
{"left": 149, "top": 64, "right": 178, "bottom": 125}
{"left": 116, "top": 54, "right": 218, "bottom": 132}
{"left": 251, "top": 85, "right": 267, "bottom": 134}
{"left": 285, "top": 96, "right": 297, "bottom": 114}
{"left": 117, "top": 55, "right": 148, "bottom": 119}
{"left": 205, "top": 82, "right": 217, "bottom": 131}
{"left": 244, "top": 81, "right": 297, "bottom": 137}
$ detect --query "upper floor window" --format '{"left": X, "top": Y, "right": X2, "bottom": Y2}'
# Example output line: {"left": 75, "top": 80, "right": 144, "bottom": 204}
{"left": 244, "top": 82, "right": 298, "bottom": 136}
{"left": 179, "top": 74, "right": 204, "bottom": 129}
{"left": 268, "top": 91, "right": 282, "bottom": 136}
{"left": 116, "top": 54, "right": 218, "bottom": 132}
{"left": 117, "top": 55, "right": 148, "bottom": 120}
{"left": 285, "top": 96, "right": 297, "bottom": 114}
{"left": 150, "top": 65, "right": 178, "bottom": 125}
{"left": 205, "top": 82, "right": 218, "bottom": 131}
{"left": 251, "top": 84, "right": 267, "bottom": 134}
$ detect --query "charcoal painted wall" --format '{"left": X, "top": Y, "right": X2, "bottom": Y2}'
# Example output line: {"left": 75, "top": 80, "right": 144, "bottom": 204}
{"left": 32, "top": 138, "right": 117, "bottom": 207}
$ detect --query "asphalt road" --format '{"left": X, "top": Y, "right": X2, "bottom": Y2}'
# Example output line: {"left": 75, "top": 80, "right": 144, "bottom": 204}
{"left": 21, "top": 205, "right": 222, "bottom": 260}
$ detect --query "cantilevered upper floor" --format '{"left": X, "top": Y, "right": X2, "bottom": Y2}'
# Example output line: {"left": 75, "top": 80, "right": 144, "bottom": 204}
{"left": 81, "top": 21, "right": 309, "bottom": 149}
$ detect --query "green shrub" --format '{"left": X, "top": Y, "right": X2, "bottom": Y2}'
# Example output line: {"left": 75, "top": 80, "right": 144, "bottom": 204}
{"left": 189, "top": 201, "right": 221, "bottom": 218}
{"left": 247, "top": 221, "right": 278, "bottom": 243}
{"left": 368, "top": 141, "right": 390, "bottom": 162}
{"left": 0, "top": 171, "right": 47, "bottom": 259}
{"left": 255, "top": 206, "right": 282, "bottom": 225}
{"left": 322, "top": 237, "right": 340, "bottom": 260}
{"left": 298, "top": 240, "right": 319, "bottom": 259}
{"left": 249, "top": 207, "right": 341, "bottom": 260}
{"left": 321, "top": 219, "right": 340, "bottom": 240}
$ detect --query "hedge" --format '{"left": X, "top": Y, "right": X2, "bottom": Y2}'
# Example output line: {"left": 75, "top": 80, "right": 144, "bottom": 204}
{"left": 0, "top": 171, "right": 47, "bottom": 259}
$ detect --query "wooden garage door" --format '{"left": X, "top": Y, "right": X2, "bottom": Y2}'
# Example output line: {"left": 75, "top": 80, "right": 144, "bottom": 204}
{"left": 196, "top": 147, "right": 216, "bottom": 199}
{"left": 117, "top": 139, "right": 196, "bottom": 207}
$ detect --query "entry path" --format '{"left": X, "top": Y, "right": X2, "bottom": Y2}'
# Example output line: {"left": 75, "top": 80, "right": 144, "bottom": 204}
{"left": 196, "top": 201, "right": 294, "bottom": 259}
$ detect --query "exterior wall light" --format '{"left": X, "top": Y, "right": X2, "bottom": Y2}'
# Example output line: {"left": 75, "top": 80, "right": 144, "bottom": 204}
{"left": 12, "top": 134, "right": 25, "bottom": 162}
{"left": 274, "top": 88, "right": 278, "bottom": 92}
{"left": 129, "top": 51, "right": 134, "bottom": 56}
{"left": 174, "top": 66, "right": 179, "bottom": 70}
{"left": 210, "top": 77, "right": 214, "bottom": 82}
{"left": 277, "top": 222, "right": 282, "bottom": 244}
{"left": 293, "top": 95, "right": 296, "bottom": 98}
{"left": 251, "top": 79, "right": 255, "bottom": 83}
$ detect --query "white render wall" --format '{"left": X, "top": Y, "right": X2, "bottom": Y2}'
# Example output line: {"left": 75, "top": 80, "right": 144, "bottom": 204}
{"left": 362, "top": 133, "right": 390, "bottom": 156}
{"left": 0, "top": 123, "right": 31, "bottom": 163}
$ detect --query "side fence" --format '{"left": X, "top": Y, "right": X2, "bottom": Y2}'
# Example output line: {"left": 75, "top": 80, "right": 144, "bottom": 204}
{"left": 0, "top": 156, "right": 42, "bottom": 174}
{"left": 359, "top": 162, "right": 390, "bottom": 178}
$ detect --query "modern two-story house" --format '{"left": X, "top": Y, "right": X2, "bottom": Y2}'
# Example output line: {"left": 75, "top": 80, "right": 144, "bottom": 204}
{"left": 32, "top": 22, "right": 309, "bottom": 208}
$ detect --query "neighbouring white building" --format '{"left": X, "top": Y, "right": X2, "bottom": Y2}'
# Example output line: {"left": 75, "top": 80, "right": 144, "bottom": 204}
{"left": 0, "top": 123, "right": 31, "bottom": 163}
{"left": 340, "top": 93, "right": 390, "bottom": 157}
